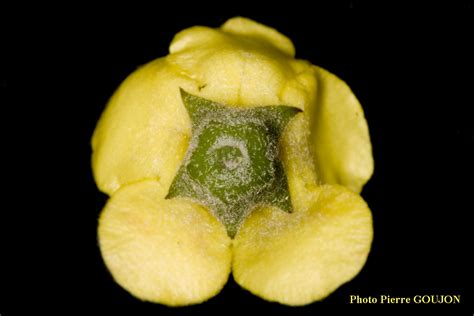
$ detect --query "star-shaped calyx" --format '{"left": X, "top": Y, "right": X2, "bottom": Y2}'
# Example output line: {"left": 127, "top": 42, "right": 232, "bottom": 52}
{"left": 167, "top": 89, "right": 301, "bottom": 237}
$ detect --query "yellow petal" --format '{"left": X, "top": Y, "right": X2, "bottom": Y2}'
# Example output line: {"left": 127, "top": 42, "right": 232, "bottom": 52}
{"left": 169, "top": 26, "right": 225, "bottom": 54}
{"left": 98, "top": 180, "right": 232, "bottom": 306}
{"left": 233, "top": 184, "right": 373, "bottom": 306}
{"left": 220, "top": 17, "right": 295, "bottom": 57}
{"left": 167, "top": 19, "right": 300, "bottom": 108}
{"left": 308, "top": 66, "right": 374, "bottom": 193}
{"left": 91, "top": 58, "right": 194, "bottom": 195}
{"left": 279, "top": 113, "right": 319, "bottom": 211}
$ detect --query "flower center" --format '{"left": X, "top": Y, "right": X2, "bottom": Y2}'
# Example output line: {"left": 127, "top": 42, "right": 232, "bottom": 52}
{"left": 219, "top": 146, "right": 243, "bottom": 170}
{"left": 167, "top": 89, "right": 301, "bottom": 237}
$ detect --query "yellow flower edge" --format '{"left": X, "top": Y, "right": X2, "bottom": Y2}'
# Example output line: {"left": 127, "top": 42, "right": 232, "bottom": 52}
{"left": 233, "top": 184, "right": 373, "bottom": 306}
{"left": 309, "top": 66, "right": 373, "bottom": 193}
{"left": 91, "top": 16, "right": 373, "bottom": 196}
{"left": 98, "top": 180, "right": 232, "bottom": 306}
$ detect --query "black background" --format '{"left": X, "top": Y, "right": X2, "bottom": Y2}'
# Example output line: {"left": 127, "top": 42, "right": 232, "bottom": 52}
{"left": 6, "top": 6, "right": 473, "bottom": 316}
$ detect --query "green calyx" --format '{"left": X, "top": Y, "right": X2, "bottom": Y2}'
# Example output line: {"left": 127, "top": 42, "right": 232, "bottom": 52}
{"left": 167, "top": 89, "right": 301, "bottom": 237}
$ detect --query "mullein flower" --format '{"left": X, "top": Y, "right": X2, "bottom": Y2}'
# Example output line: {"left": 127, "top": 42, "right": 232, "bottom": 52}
{"left": 94, "top": 17, "right": 374, "bottom": 306}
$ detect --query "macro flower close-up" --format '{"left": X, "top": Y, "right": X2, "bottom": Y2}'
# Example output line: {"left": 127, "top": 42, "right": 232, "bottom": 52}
{"left": 93, "top": 17, "right": 374, "bottom": 306}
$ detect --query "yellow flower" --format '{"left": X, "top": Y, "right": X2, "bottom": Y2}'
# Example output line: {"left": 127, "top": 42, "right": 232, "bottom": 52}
{"left": 93, "top": 17, "right": 374, "bottom": 306}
